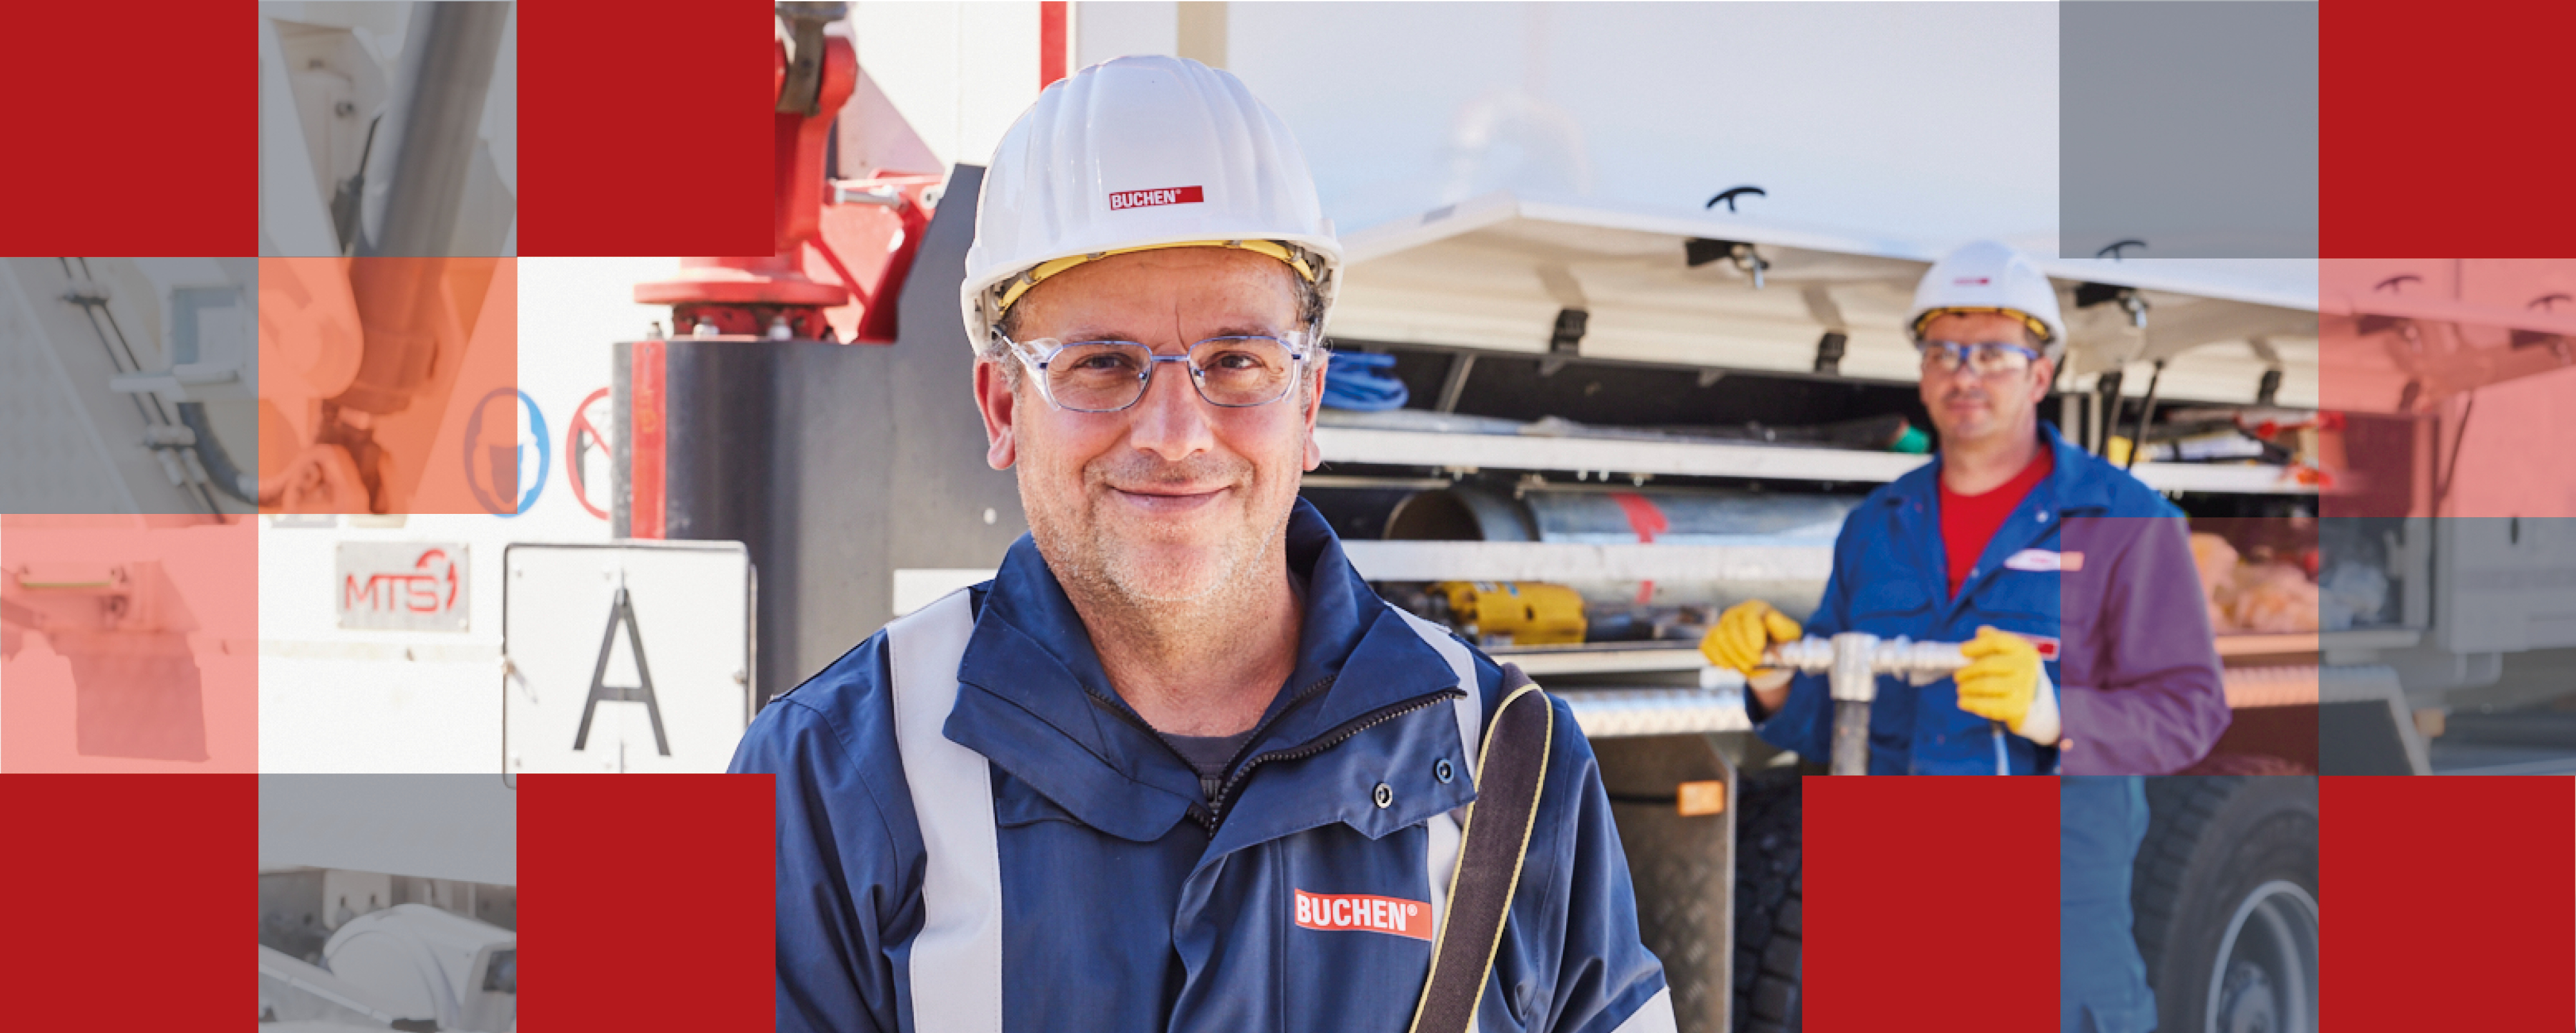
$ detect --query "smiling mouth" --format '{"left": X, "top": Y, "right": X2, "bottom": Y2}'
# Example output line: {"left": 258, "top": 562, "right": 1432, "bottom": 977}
{"left": 1109, "top": 485, "right": 1230, "bottom": 513}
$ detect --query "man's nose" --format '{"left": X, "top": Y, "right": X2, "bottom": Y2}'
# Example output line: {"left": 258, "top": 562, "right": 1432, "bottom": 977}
{"left": 1124, "top": 358, "right": 1217, "bottom": 460}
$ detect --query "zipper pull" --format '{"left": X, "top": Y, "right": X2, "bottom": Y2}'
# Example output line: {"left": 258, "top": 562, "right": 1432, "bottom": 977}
{"left": 1200, "top": 775, "right": 1221, "bottom": 801}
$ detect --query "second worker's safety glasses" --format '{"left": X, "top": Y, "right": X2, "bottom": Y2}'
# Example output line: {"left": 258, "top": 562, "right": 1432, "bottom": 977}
{"left": 1003, "top": 332, "right": 1320, "bottom": 413}
{"left": 1918, "top": 339, "right": 2044, "bottom": 377}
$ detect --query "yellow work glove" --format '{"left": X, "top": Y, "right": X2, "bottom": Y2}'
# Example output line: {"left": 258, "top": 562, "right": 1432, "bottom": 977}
{"left": 1954, "top": 625, "right": 2045, "bottom": 734}
{"left": 1700, "top": 600, "right": 1803, "bottom": 679}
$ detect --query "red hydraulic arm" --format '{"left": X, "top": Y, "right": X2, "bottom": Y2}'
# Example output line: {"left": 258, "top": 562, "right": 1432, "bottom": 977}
{"left": 636, "top": 3, "right": 931, "bottom": 344}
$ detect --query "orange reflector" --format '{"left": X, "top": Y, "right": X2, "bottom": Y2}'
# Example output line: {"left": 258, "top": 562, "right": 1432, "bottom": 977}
{"left": 1676, "top": 781, "right": 1727, "bottom": 817}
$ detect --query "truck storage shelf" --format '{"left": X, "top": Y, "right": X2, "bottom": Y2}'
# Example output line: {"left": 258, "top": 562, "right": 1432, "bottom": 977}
{"left": 1554, "top": 687, "right": 1752, "bottom": 737}
{"left": 2214, "top": 629, "right": 2423, "bottom": 657}
{"left": 1497, "top": 649, "right": 2352, "bottom": 712}
{"left": 1343, "top": 539, "right": 1833, "bottom": 583}
{"left": 1554, "top": 672, "right": 2318, "bottom": 739}
{"left": 1316, "top": 426, "right": 2317, "bottom": 495}
{"left": 2223, "top": 665, "right": 2318, "bottom": 708}
{"left": 1488, "top": 643, "right": 1732, "bottom": 679}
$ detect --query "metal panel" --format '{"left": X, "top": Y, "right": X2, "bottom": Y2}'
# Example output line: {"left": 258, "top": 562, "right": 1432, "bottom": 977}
{"left": 2434, "top": 517, "right": 2576, "bottom": 654}
{"left": 2315, "top": 664, "right": 2429, "bottom": 775}
{"left": 0, "top": 260, "right": 152, "bottom": 512}
{"left": 1593, "top": 735, "right": 1737, "bottom": 1033}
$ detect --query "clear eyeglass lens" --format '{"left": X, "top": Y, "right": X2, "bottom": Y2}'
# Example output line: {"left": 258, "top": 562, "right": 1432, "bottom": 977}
{"left": 1040, "top": 336, "right": 1300, "bottom": 410}
{"left": 1921, "top": 342, "right": 2032, "bottom": 376}
{"left": 1189, "top": 336, "right": 1296, "bottom": 406}
{"left": 1046, "top": 341, "right": 1155, "bottom": 411}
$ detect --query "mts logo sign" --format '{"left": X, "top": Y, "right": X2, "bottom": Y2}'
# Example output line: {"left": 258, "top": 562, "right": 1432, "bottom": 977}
{"left": 335, "top": 542, "right": 471, "bottom": 632}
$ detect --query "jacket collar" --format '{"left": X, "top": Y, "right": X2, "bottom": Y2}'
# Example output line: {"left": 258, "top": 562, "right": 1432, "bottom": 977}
{"left": 1875, "top": 421, "right": 2108, "bottom": 607}
{"left": 1885, "top": 420, "right": 2114, "bottom": 514}
{"left": 2034, "top": 420, "right": 2118, "bottom": 513}
{"left": 945, "top": 498, "right": 1469, "bottom": 844}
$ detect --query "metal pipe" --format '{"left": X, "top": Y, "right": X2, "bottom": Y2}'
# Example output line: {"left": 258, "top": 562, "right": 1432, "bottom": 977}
{"left": 177, "top": 402, "right": 258, "bottom": 505}
{"left": 332, "top": 3, "right": 508, "bottom": 418}
{"left": 2125, "top": 360, "right": 2165, "bottom": 471}
{"left": 360, "top": 1, "right": 508, "bottom": 258}
{"left": 1765, "top": 632, "right": 1970, "bottom": 775}
{"left": 1385, "top": 485, "right": 1861, "bottom": 545}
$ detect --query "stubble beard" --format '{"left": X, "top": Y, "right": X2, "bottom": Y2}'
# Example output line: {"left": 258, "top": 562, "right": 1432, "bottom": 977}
{"left": 1027, "top": 454, "right": 1300, "bottom": 621}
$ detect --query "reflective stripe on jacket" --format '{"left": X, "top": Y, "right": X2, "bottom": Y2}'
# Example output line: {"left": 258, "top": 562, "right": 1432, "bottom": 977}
{"left": 730, "top": 499, "right": 1675, "bottom": 1033}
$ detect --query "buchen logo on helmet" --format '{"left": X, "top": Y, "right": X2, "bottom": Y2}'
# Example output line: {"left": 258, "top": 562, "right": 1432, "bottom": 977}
{"left": 1107, "top": 186, "right": 1205, "bottom": 210}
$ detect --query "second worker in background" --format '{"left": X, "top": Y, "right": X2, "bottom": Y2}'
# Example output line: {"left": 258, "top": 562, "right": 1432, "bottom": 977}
{"left": 1698, "top": 241, "right": 2234, "bottom": 1033}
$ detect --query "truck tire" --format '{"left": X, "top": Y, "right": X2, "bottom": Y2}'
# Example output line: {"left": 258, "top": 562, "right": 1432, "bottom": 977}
{"left": 2132, "top": 775, "right": 2320, "bottom": 1033}
{"left": 1732, "top": 768, "right": 1803, "bottom": 1033}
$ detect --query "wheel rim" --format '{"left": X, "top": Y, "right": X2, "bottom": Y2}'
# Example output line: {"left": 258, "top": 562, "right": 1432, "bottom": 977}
{"left": 2204, "top": 880, "right": 2319, "bottom": 1033}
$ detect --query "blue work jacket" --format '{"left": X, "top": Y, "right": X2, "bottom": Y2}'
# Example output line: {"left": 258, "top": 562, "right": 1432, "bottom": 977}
{"left": 729, "top": 499, "right": 1671, "bottom": 1033}
{"left": 1752, "top": 421, "right": 2231, "bottom": 775}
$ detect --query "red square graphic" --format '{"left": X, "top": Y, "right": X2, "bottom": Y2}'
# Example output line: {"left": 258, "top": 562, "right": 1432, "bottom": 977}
{"left": 1806, "top": 777, "right": 2055, "bottom": 1031}
{"left": 2322, "top": 777, "right": 2573, "bottom": 1031}
{"left": 520, "top": 773, "right": 774, "bottom": 1030}
{"left": 0, "top": 774, "right": 251, "bottom": 1025}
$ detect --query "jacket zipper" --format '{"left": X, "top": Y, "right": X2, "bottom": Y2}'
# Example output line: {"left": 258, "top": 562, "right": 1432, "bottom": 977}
{"left": 1084, "top": 674, "right": 1338, "bottom": 828}
{"left": 1084, "top": 681, "right": 1468, "bottom": 836}
{"left": 1201, "top": 688, "right": 1467, "bottom": 835}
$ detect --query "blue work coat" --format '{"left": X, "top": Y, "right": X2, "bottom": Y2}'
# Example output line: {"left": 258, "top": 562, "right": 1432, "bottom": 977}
{"left": 729, "top": 500, "right": 1670, "bottom": 1032}
{"left": 1752, "top": 421, "right": 2231, "bottom": 775}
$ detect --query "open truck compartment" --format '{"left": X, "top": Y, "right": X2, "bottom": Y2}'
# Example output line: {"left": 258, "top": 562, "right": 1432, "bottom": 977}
{"left": 1287, "top": 194, "right": 2337, "bottom": 1030}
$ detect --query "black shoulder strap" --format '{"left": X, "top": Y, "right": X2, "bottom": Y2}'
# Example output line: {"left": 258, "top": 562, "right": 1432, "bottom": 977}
{"left": 1409, "top": 668, "right": 1554, "bottom": 1033}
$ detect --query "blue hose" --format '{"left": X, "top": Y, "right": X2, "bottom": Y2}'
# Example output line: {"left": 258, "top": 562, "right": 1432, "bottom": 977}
{"left": 1322, "top": 352, "right": 1410, "bottom": 411}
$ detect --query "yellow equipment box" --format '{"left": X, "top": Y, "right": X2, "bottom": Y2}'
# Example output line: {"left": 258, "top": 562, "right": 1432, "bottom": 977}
{"left": 1429, "top": 581, "right": 1588, "bottom": 646}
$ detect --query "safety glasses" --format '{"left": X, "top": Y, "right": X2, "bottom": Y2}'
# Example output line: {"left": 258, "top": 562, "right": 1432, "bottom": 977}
{"left": 1004, "top": 332, "right": 1318, "bottom": 413}
{"left": 1918, "top": 340, "right": 2043, "bottom": 377}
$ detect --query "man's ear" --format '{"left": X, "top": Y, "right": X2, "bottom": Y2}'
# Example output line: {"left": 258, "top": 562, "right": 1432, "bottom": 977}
{"left": 974, "top": 359, "right": 1018, "bottom": 469}
{"left": 2029, "top": 355, "right": 2057, "bottom": 404}
{"left": 1301, "top": 356, "right": 1328, "bottom": 471}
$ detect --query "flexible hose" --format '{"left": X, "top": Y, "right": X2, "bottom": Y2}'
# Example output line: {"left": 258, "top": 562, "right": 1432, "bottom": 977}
{"left": 177, "top": 402, "right": 261, "bottom": 506}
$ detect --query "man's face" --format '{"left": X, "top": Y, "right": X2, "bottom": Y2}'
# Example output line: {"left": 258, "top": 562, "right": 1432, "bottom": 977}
{"left": 1917, "top": 312, "right": 2054, "bottom": 448}
{"left": 974, "top": 247, "right": 1323, "bottom": 603}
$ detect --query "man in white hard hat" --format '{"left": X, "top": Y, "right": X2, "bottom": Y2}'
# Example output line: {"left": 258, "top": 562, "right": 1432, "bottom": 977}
{"left": 732, "top": 55, "right": 1674, "bottom": 1033}
{"left": 1698, "top": 242, "right": 2230, "bottom": 1032}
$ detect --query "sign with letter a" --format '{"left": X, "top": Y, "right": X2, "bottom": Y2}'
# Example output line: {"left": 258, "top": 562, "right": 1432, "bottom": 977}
{"left": 500, "top": 542, "right": 752, "bottom": 782}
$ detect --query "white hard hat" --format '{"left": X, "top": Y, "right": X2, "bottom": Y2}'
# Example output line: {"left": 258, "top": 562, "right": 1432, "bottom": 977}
{"left": 1905, "top": 241, "right": 2067, "bottom": 358}
{"left": 960, "top": 55, "right": 1341, "bottom": 352}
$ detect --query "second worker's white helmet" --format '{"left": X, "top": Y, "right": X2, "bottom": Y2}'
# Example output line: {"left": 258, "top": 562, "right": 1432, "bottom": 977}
{"left": 1906, "top": 241, "right": 2068, "bottom": 359}
{"left": 960, "top": 55, "right": 1341, "bottom": 352}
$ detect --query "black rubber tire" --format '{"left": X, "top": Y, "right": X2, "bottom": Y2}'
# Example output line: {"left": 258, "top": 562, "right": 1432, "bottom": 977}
{"left": 1732, "top": 768, "right": 1803, "bottom": 1033}
{"left": 2132, "top": 775, "right": 2320, "bottom": 1033}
